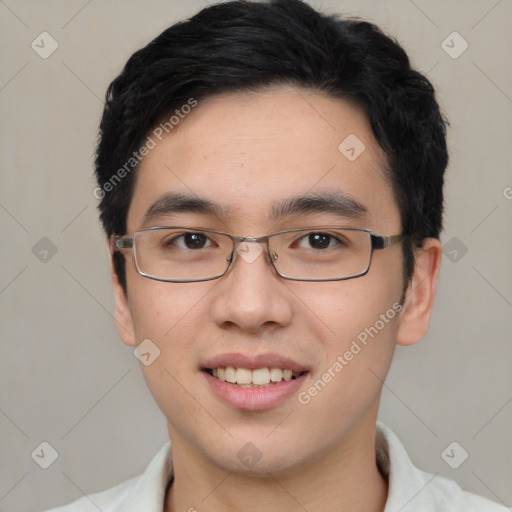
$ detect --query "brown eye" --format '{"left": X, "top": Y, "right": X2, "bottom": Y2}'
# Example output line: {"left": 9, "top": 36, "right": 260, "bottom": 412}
{"left": 164, "top": 232, "right": 213, "bottom": 249}
{"left": 307, "top": 233, "right": 332, "bottom": 249}
{"left": 182, "top": 233, "right": 209, "bottom": 249}
{"left": 296, "top": 232, "right": 337, "bottom": 250}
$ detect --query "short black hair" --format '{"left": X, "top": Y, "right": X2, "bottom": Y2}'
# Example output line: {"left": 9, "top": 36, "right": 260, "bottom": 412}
{"left": 95, "top": 0, "right": 448, "bottom": 293}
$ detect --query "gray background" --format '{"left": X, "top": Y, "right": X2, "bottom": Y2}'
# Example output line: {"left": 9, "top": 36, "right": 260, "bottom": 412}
{"left": 1, "top": 1, "right": 511, "bottom": 510}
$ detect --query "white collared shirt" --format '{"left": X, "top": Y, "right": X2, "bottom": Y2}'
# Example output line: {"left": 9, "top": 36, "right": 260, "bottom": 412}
{"left": 44, "top": 423, "right": 509, "bottom": 511}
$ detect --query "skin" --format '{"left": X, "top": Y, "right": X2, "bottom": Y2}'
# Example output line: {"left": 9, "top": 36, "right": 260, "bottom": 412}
{"left": 110, "top": 85, "right": 442, "bottom": 512}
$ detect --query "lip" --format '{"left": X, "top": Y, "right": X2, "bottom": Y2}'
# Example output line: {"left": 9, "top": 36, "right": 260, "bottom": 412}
{"left": 203, "top": 370, "right": 308, "bottom": 411}
{"left": 201, "top": 352, "right": 308, "bottom": 373}
{"left": 201, "top": 352, "right": 310, "bottom": 411}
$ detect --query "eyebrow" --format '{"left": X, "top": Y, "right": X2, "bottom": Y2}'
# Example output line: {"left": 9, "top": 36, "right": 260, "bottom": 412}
{"left": 142, "top": 193, "right": 232, "bottom": 226}
{"left": 270, "top": 191, "right": 368, "bottom": 221}
{"left": 141, "top": 190, "right": 368, "bottom": 226}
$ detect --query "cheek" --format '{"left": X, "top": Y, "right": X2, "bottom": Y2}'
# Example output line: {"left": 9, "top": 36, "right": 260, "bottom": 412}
{"left": 128, "top": 280, "right": 209, "bottom": 342}
{"left": 322, "top": 290, "right": 400, "bottom": 389}
{"left": 296, "top": 268, "right": 403, "bottom": 346}
{"left": 294, "top": 285, "right": 401, "bottom": 445}
{"left": 293, "top": 269, "right": 402, "bottom": 403}
{"left": 301, "top": 256, "right": 402, "bottom": 401}
{"left": 126, "top": 280, "right": 212, "bottom": 398}
{"left": 127, "top": 281, "right": 211, "bottom": 415}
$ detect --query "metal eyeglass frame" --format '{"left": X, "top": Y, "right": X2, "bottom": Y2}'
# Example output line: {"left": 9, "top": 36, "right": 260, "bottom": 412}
{"left": 114, "top": 226, "right": 405, "bottom": 283}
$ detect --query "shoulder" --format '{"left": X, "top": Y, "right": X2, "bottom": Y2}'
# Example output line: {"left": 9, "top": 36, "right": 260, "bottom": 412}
{"left": 40, "top": 442, "right": 173, "bottom": 512}
{"left": 42, "top": 476, "right": 140, "bottom": 512}
{"left": 377, "top": 423, "right": 509, "bottom": 512}
{"left": 426, "top": 472, "right": 509, "bottom": 511}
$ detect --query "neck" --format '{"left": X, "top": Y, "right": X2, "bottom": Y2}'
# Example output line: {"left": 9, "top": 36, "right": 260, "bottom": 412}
{"left": 164, "top": 419, "right": 388, "bottom": 512}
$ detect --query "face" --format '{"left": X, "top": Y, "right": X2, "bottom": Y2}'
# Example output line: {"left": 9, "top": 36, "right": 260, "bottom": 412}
{"left": 112, "top": 86, "right": 438, "bottom": 476}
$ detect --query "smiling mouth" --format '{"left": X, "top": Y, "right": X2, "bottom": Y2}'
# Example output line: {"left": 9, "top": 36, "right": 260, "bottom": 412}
{"left": 203, "top": 367, "right": 307, "bottom": 387}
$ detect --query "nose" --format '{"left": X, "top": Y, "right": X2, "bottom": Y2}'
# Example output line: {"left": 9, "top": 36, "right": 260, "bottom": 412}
{"left": 210, "top": 240, "right": 293, "bottom": 334}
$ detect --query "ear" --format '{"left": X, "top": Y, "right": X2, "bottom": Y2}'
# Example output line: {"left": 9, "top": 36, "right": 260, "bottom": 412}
{"left": 396, "top": 238, "right": 442, "bottom": 347}
{"left": 108, "top": 237, "right": 137, "bottom": 347}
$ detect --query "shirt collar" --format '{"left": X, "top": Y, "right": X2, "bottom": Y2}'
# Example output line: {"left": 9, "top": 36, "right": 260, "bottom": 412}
{"left": 376, "top": 422, "right": 437, "bottom": 511}
{"left": 113, "top": 441, "right": 173, "bottom": 511}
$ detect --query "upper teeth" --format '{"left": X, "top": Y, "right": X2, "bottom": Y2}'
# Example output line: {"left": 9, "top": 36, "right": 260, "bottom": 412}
{"left": 212, "top": 367, "right": 300, "bottom": 386}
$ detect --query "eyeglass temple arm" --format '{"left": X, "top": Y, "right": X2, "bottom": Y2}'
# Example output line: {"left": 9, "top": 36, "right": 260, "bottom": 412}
{"left": 371, "top": 234, "right": 405, "bottom": 250}
{"left": 114, "top": 236, "right": 133, "bottom": 250}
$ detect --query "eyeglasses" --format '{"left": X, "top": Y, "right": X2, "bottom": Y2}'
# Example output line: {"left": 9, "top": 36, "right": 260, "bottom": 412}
{"left": 114, "top": 226, "right": 404, "bottom": 283}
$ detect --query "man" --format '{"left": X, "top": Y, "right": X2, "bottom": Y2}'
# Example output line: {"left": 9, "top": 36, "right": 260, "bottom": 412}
{"left": 47, "top": 0, "right": 507, "bottom": 510}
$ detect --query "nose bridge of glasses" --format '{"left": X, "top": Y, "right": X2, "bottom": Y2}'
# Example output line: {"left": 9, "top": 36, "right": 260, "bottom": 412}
{"left": 230, "top": 236, "right": 278, "bottom": 266}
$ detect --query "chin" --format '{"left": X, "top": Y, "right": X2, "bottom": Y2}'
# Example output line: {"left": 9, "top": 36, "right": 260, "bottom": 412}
{"left": 211, "top": 446, "right": 307, "bottom": 477}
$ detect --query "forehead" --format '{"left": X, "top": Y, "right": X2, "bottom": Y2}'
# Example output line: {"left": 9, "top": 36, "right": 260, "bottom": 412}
{"left": 127, "top": 86, "right": 400, "bottom": 233}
